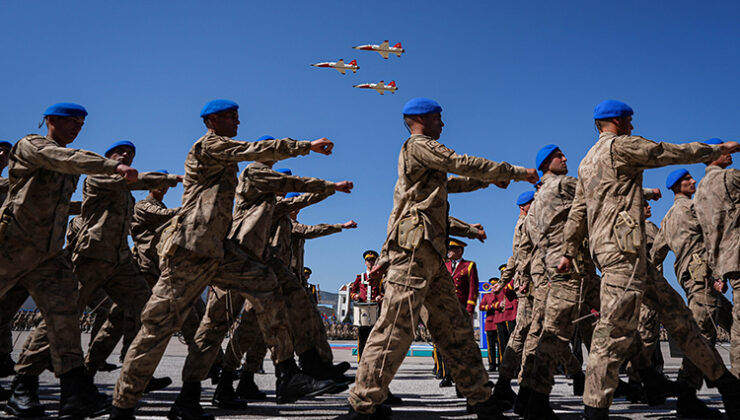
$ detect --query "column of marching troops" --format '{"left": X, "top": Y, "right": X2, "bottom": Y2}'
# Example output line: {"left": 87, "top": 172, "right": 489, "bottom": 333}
{"left": 0, "top": 97, "right": 738, "bottom": 420}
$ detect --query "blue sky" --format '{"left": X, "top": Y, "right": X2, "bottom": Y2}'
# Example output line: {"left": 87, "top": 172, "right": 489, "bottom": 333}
{"left": 1, "top": 1, "right": 738, "bottom": 302}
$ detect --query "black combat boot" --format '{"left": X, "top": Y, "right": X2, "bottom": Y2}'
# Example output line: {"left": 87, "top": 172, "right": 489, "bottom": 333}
{"left": 108, "top": 406, "right": 135, "bottom": 420}
{"left": 676, "top": 384, "right": 721, "bottom": 419}
{"left": 334, "top": 361, "right": 351, "bottom": 374}
{"left": 637, "top": 366, "right": 677, "bottom": 406}
{"left": 513, "top": 386, "right": 531, "bottom": 417}
{"left": 298, "top": 348, "right": 350, "bottom": 393}
{"left": 235, "top": 371, "right": 266, "bottom": 400}
{"left": 470, "top": 394, "right": 506, "bottom": 420}
{"left": 571, "top": 371, "right": 585, "bottom": 397}
{"left": 438, "top": 375, "right": 453, "bottom": 387}
{"left": 713, "top": 371, "right": 740, "bottom": 420}
{"left": 0, "top": 383, "right": 10, "bottom": 401}
{"left": 58, "top": 367, "right": 111, "bottom": 419}
{"left": 0, "top": 353, "right": 15, "bottom": 377}
{"left": 583, "top": 405, "right": 608, "bottom": 420}
{"left": 168, "top": 381, "right": 214, "bottom": 420}
{"left": 614, "top": 379, "right": 642, "bottom": 403}
{"left": 5, "top": 374, "right": 45, "bottom": 417}
{"left": 525, "top": 390, "right": 558, "bottom": 420}
{"left": 492, "top": 377, "right": 516, "bottom": 411}
{"left": 144, "top": 376, "right": 172, "bottom": 393}
{"left": 275, "top": 358, "right": 335, "bottom": 404}
{"left": 211, "top": 369, "right": 247, "bottom": 410}
{"left": 206, "top": 362, "right": 220, "bottom": 386}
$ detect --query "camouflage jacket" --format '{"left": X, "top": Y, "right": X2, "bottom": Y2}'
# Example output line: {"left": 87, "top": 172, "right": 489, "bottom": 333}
{"left": 268, "top": 191, "right": 334, "bottom": 266}
{"left": 531, "top": 173, "right": 580, "bottom": 274}
{"left": 694, "top": 164, "right": 740, "bottom": 278}
{"left": 228, "top": 161, "right": 335, "bottom": 260}
{"left": 290, "top": 220, "right": 343, "bottom": 281}
{"left": 516, "top": 205, "right": 545, "bottom": 288}
{"left": 563, "top": 132, "right": 721, "bottom": 279}
{"left": 0, "top": 176, "right": 8, "bottom": 205}
{"left": 1, "top": 135, "right": 120, "bottom": 253}
{"left": 651, "top": 195, "right": 707, "bottom": 282}
{"left": 75, "top": 172, "right": 178, "bottom": 263}
{"left": 378, "top": 134, "right": 527, "bottom": 267}
{"left": 169, "top": 131, "right": 311, "bottom": 259}
{"left": 500, "top": 214, "right": 526, "bottom": 287}
{"left": 131, "top": 196, "right": 180, "bottom": 275}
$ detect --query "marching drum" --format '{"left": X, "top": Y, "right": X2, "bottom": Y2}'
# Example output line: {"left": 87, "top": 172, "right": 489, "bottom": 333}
{"left": 353, "top": 302, "right": 379, "bottom": 327}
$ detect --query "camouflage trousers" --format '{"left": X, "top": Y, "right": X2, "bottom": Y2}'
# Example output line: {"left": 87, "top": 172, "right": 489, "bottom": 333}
{"left": 583, "top": 257, "right": 727, "bottom": 408}
{"left": 85, "top": 271, "right": 208, "bottom": 370}
{"left": 0, "top": 246, "right": 82, "bottom": 376}
{"left": 113, "top": 241, "right": 294, "bottom": 408}
{"left": 193, "top": 256, "right": 332, "bottom": 377}
{"left": 221, "top": 304, "right": 268, "bottom": 373}
{"left": 15, "top": 255, "right": 151, "bottom": 376}
{"left": 729, "top": 274, "right": 740, "bottom": 377}
{"left": 520, "top": 272, "right": 600, "bottom": 393}
{"left": 518, "top": 276, "right": 590, "bottom": 391}
{"left": 499, "top": 292, "right": 533, "bottom": 381}
{"left": 349, "top": 242, "right": 491, "bottom": 414}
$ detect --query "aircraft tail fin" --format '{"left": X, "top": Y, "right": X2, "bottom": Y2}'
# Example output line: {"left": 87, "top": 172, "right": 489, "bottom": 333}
{"left": 349, "top": 59, "right": 357, "bottom": 65}
{"left": 393, "top": 42, "right": 402, "bottom": 49}
{"left": 388, "top": 81, "right": 396, "bottom": 87}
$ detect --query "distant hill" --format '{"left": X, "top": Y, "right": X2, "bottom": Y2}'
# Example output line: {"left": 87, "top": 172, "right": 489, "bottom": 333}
{"left": 319, "top": 290, "right": 338, "bottom": 310}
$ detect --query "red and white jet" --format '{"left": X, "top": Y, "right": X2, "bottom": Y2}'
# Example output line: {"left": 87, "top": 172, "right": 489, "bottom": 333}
{"left": 353, "top": 40, "right": 404, "bottom": 59}
{"left": 310, "top": 59, "right": 359, "bottom": 75}
{"left": 353, "top": 80, "right": 397, "bottom": 95}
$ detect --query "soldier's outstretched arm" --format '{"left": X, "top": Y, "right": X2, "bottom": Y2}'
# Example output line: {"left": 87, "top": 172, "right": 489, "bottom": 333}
{"left": 643, "top": 187, "right": 662, "bottom": 201}
{"left": 614, "top": 137, "right": 734, "bottom": 170}
{"left": 449, "top": 216, "right": 486, "bottom": 242}
{"left": 292, "top": 222, "right": 344, "bottom": 239}
{"left": 274, "top": 190, "right": 334, "bottom": 216}
{"left": 17, "top": 135, "right": 121, "bottom": 176}
{"left": 86, "top": 171, "right": 180, "bottom": 191}
{"left": 447, "top": 176, "right": 489, "bottom": 193}
{"left": 246, "top": 165, "right": 337, "bottom": 196}
{"left": 411, "top": 140, "right": 538, "bottom": 184}
{"left": 203, "top": 136, "right": 312, "bottom": 163}
{"left": 136, "top": 200, "right": 179, "bottom": 224}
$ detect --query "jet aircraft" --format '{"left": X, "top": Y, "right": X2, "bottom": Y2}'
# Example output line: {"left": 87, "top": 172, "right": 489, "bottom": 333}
{"left": 352, "top": 40, "right": 404, "bottom": 59}
{"left": 352, "top": 80, "right": 397, "bottom": 95}
{"left": 310, "top": 59, "right": 359, "bottom": 75}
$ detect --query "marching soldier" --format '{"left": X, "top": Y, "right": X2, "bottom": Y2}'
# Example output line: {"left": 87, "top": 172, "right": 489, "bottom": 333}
{"left": 0, "top": 140, "right": 15, "bottom": 399}
{"left": 693, "top": 138, "right": 740, "bottom": 378}
{"left": 0, "top": 103, "right": 138, "bottom": 418}
{"left": 493, "top": 191, "right": 535, "bottom": 408}
{"left": 108, "top": 99, "right": 338, "bottom": 420}
{"left": 343, "top": 97, "right": 538, "bottom": 419}
{"left": 559, "top": 100, "right": 740, "bottom": 419}
{"left": 651, "top": 168, "right": 733, "bottom": 417}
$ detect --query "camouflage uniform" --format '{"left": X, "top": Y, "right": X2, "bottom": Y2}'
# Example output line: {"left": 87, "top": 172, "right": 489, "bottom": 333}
{"left": 563, "top": 132, "right": 728, "bottom": 408}
{"left": 348, "top": 133, "right": 529, "bottom": 414}
{"left": 15, "top": 171, "right": 178, "bottom": 376}
{"left": 519, "top": 173, "right": 600, "bottom": 394}
{"left": 0, "top": 135, "right": 121, "bottom": 376}
{"left": 694, "top": 164, "right": 740, "bottom": 376}
{"left": 0, "top": 177, "right": 12, "bottom": 358}
{"left": 179, "top": 162, "right": 337, "bottom": 383}
{"left": 112, "top": 132, "right": 312, "bottom": 408}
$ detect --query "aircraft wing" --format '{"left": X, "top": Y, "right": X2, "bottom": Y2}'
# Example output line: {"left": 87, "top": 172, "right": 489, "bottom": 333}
{"left": 335, "top": 68, "right": 346, "bottom": 75}
{"left": 379, "top": 40, "right": 389, "bottom": 49}
{"left": 378, "top": 50, "right": 390, "bottom": 59}
{"left": 336, "top": 59, "right": 344, "bottom": 66}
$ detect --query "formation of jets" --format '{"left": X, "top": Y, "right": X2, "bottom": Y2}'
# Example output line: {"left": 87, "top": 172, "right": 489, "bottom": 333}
{"left": 352, "top": 80, "right": 397, "bottom": 95}
{"left": 310, "top": 40, "right": 403, "bottom": 95}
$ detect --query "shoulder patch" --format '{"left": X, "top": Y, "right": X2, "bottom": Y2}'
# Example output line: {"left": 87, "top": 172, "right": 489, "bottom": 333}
{"left": 425, "top": 140, "right": 455, "bottom": 159}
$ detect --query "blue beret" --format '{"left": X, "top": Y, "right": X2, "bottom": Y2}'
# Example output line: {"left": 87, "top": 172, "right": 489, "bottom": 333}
{"left": 200, "top": 99, "right": 239, "bottom": 118}
{"left": 256, "top": 135, "right": 275, "bottom": 141}
{"left": 275, "top": 168, "right": 292, "bottom": 175}
{"left": 402, "top": 97, "right": 442, "bottom": 115}
{"left": 0, "top": 141, "right": 12, "bottom": 149}
{"left": 155, "top": 169, "right": 169, "bottom": 174}
{"left": 105, "top": 140, "right": 136, "bottom": 157}
{"left": 666, "top": 168, "right": 690, "bottom": 190}
{"left": 285, "top": 192, "right": 301, "bottom": 198}
{"left": 43, "top": 102, "right": 88, "bottom": 117}
{"left": 516, "top": 191, "right": 535, "bottom": 206}
{"left": 535, "top": 144, "right": 560, "bottom": 171}
{"left": 704, "top": 138, "right": 724, "bottom": 145}
{"left": 593, "top": 100, "right": 634, "bottom": 120}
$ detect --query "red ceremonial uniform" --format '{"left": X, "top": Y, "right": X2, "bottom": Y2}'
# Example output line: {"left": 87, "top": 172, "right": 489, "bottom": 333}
{"left": 350, "top": 272, "right": 382, "bottom": 303}
{"left": 445, "top": 259, "right": 479, "bottom": 313}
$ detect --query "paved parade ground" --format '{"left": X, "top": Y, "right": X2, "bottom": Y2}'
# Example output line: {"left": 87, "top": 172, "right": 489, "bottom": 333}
{"left": 0, "top": 333, "right": 732, "bottom": 419}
